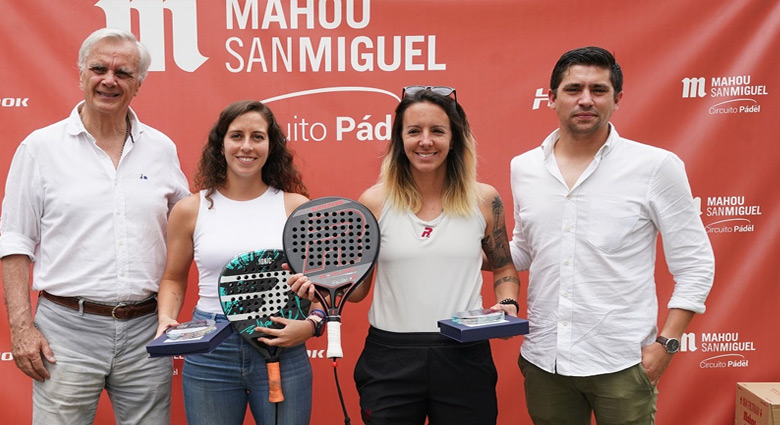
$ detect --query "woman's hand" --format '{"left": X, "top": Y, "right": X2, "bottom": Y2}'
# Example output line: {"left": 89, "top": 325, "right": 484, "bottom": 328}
{"left": 255, "top": 316, "right": 314, "bottom": 347}
{"left": 488, "top": 301, "right": 518, "bottom": 318}
{"left": 155, "top": 317, "right": 180, "bottom": 339}
{"left": 288, "top": 273, "right": 318, "bottom": 301}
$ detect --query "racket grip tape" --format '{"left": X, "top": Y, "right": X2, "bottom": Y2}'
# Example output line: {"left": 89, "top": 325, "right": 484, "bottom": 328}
{"left": 326, "top": 320, "right": 343, "bottom": 359}
{"left": 267, "top": 361, "right": 284, "bottom": 403}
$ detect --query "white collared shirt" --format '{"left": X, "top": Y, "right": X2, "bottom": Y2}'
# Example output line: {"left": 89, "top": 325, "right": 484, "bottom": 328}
{"left": 509, "top": 124, "right": 714, "bottom": 376}
{"left": 0, "top": 103, "right": 190, "bottom": 303}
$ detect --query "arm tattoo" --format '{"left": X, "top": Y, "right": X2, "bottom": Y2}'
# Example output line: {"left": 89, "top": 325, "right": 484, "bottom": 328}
{"left": 482, "top": 195, "right": 513, "bottom": 270}
{"left": 493, "top": 275, "right": 520, "bottom": 290}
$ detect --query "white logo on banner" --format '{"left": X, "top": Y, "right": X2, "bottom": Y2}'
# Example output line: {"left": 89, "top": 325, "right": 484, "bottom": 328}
{"left": 681, "top": 77, "right": 707, "bottom": 98}
{"left": 223, "top": 0, "right": 446, "bottom": 73}
{"left": 263, "top": 86, "right": 397, "bottom": 142}
{"left": 702, "top": 195, "right": 761, "bottom": 234}
{"left": 531, "top": 88, "right": 548, "bottom": 110}
{"left": 0, "top": 97, "right": 29, "bottom": 107}
{"left": 699, "top": 353, "right": 749, "bottom": 369}
{"left": 697, "top": 332, "right": 757, "bottom": 369}
{"left": 682, "top": 74, "right": 768, "bottom": 114}
{"left": 680, "top": 332, "right": 697, "bottom": 352}
{"left": 307, "top": 349, "right": 325, "bottom": 358}
{"left": 95, "top": 0, "right": 208, "bottom": 72}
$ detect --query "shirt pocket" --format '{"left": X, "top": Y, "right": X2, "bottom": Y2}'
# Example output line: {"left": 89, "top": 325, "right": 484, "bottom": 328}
{"left": 586, "top": 199, "right": 640, "bottom": 253}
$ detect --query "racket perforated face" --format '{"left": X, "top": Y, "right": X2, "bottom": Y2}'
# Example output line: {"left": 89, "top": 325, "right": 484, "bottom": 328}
{"left": 283, "top": 197, "right": 380, "bottom": 314}
{"left": 218, "top": 249, "right": 309, "bottom": 403}
{"left": 283, "top": 197, "right": 380, "bottom": 359}
{"left": 218, "top": 250, "right": 310, "bottom": 346}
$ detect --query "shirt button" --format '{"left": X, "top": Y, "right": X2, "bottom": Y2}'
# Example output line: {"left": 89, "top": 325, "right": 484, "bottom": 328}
{"left": 562, "top": 321, "right": 569, "bottom": 326}
{"left": 565, "top": 227, "right": 572, "bottom": 232}
{"left": 563, "top": 260, "right": 570, "bottom": 266}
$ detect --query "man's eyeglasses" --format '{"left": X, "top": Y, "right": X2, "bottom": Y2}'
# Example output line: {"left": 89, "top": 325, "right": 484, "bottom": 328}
{"left": 402, "top": 85, "right": 457, "bottom": 103}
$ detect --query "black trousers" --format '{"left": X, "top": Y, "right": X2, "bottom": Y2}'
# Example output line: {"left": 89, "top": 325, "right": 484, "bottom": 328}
{"left": 353, "top": 326, "right": 498, "bottom": 425}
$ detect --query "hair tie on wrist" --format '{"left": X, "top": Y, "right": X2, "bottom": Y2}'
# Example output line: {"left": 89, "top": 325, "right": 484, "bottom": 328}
{"left": 499, "top": 298, "right": 519, "bottom": 313}
{"left": 307, "top": 312, "right": 325, "bottom": 337}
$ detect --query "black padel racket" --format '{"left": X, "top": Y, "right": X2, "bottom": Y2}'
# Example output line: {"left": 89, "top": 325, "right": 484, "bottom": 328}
{"left": 283, "top": 197, "right": 380, "bottom": 359}
{"left": 218, "top": 249, "right": 310, "bottom": 403}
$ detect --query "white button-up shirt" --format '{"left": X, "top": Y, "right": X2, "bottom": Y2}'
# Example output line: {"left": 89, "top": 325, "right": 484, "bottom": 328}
{"left": 509, "top": 124, "right": 714, "bottom": 376}
{"left": 0, "top": 103, "right": 190, "bottom": 303}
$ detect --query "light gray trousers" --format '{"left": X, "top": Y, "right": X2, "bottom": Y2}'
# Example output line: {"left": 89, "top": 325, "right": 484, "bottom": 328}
{"left": 32, "top": 297, "right": 172, "bottom": 425}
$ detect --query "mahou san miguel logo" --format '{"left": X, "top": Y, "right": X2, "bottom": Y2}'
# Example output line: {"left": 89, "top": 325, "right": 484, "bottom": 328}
{"left": 694, "top": 196, "right": 762, "bottom": 235}
{"left": 96, "top": 0, "right": 208, "bottom": 71}
{"left": 94, "top": 0, "right": 448, "bottom": 146}
{"left": 96, "top": 0, "right": 447, "bottom": 74}
{"left": 672, "top": 332, "right": 756, "bottom": 370}
{"left": 681, "top": 74, "right": 769, "bottom": 115}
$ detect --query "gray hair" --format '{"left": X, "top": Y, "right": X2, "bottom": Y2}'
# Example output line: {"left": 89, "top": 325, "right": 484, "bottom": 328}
{"left": 78, "top": 28, "right": 152, "bottom": 84}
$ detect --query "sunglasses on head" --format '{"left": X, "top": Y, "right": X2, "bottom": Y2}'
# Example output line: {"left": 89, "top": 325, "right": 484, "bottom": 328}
{"left": 401, "top": 85, "right": 457, "bottom": 103}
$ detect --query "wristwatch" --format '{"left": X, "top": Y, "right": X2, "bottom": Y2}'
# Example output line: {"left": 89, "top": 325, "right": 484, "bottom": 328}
{"left": 656, "top": 336, "right": 680, "bottom": 354}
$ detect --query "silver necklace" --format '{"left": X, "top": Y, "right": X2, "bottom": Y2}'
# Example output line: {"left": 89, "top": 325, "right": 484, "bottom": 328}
{"left": 120, "top": 115, "right": 131, "bottom": 159}
{"left": 124, "top": 114, "right": 131, "bottom": 141}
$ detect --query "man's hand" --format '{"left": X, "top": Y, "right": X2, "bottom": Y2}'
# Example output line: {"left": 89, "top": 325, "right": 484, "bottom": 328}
{"left": 10, "top": 324, "right": 55, "bottom": 382}
{"left": 3, "top": 254, "right": 55, "bottom": 381}
{"left": 641, "top": 342, "right": 673, "bottom": 384}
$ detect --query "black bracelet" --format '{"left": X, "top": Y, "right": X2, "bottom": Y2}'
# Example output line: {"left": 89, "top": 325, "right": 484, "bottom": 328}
{"left": 499, "top": 298, "right": 519, "bottom": 313}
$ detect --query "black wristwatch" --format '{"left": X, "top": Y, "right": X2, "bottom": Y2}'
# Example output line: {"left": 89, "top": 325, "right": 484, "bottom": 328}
{"left": 656, "top": 336, "right": 680, "bottom": 354}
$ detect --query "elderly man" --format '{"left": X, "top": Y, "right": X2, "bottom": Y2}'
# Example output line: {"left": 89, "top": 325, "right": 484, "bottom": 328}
{"left": 0, "top": 28, "right": 189, "bottom": 424}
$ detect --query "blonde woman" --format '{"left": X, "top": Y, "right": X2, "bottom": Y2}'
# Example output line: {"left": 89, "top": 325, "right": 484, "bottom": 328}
{"left": 293, "top": 86, "right": 520, "bottom": 424}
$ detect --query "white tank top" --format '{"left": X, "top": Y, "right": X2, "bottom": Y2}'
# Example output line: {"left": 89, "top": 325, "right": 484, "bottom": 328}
{"left": 193, "top": 188, "right": 287, "bottom": 313}
{"left": 368, "top": 202, "right": 486, "bottom": 332}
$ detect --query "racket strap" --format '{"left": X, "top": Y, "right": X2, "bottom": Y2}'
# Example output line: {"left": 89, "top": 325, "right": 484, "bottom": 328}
{"left": 332, "top": 360, "right": 351, "bottom": 424}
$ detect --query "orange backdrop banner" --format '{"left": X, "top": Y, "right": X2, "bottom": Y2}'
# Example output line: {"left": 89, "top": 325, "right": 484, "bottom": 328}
{"left": 1, "top": 1, "right": 778, "bottom": 423}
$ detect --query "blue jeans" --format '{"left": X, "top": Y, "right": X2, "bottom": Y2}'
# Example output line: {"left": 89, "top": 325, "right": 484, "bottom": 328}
{"left": 182, "top": 309, "right": 312, "bottom": 425}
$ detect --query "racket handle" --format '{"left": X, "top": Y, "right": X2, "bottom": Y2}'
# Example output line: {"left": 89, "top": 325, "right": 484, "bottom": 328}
{"left": 326, "top": 320, "right": 343, "bottom": 359}
{"left": 267, "top": 361, "right": 284, "bottom": 403}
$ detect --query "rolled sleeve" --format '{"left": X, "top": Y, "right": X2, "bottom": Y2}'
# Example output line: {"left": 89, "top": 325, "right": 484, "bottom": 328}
{"left": 0, "top": 232, "right": 36, "bottom": 260}
{"left": 0, "top": 143, "right": 43, "bottom": 261}
{"left": 649, "top": 154, "right": 715, "bottom": 314}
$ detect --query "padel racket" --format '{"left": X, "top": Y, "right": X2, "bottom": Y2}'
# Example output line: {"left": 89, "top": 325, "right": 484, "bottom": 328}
{"left": 283, "top": 197, "right": 380, "bottom": 359}
{"left": 218, "top": 249, "right": 310, "bottom": 402}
